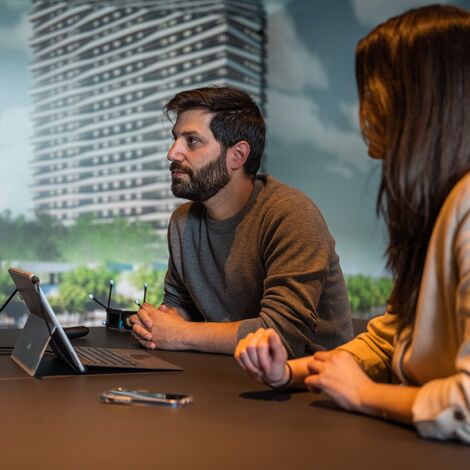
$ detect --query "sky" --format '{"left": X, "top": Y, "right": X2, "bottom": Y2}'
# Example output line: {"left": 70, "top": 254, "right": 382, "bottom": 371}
{"left": 0, "top": 0, "right": 468, "bottom": 275}
{"left": 0, "top": 0, "right": 33, "bottom": 215}
{"left": 262, "top": 0, "right": 464, "bottom": 274}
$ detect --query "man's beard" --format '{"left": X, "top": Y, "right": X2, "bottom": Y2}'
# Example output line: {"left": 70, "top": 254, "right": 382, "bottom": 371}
{"left": 170, "top": 150, "right": 230, "bottom": 202}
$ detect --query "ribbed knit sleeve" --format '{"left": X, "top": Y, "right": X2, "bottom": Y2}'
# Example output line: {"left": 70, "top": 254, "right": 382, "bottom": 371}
{"left": 237, "top": 189, "right": 352, "bottom": 357}
{"left": 338, "top": 311, "right": 398, "bottom": 383}
{"left": 411, "top": 189, "right": 470, "bottom": 442}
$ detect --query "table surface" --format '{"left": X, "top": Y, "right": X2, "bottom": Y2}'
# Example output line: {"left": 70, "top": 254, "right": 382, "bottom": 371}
{"left": 0, "top": 327, "right": 469, "bottom": 470}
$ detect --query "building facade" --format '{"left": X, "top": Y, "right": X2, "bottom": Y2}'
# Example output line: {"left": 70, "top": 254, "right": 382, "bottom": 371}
{"left": 29, "top": 0, "right": 266, "bottom": 230}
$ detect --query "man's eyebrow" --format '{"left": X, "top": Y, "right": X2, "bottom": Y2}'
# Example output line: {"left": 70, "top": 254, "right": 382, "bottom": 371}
{"left": 172, "top": 129, "right": 204, "bottom": 138}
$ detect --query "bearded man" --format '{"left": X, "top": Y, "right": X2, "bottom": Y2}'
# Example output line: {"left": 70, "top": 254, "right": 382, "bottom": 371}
{"left": 130, "top": 87, "right": 353, "bottom": 358}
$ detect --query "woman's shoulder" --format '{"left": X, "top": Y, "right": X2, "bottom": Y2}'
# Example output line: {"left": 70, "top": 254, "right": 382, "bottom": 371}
{"left": 450, "top": 171, "right": 470, "bottom": 197}
{"left": 441, "top": 172, "right": 470, "bottom": 221}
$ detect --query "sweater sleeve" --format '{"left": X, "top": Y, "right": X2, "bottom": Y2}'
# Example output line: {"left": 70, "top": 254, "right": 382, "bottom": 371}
{"left": 163, "top": 213, "right": 202, "bottom": 321}
{"left": 163, "top": 250, "right": 195, "bottom": 317}
{"left": 338, "top": 311, "right": 398, "bottom": 383}
{"left": 237, "top": 193, "right": 351, "bottom": 358}
{"left": 412, "top": 203, "right": 470, "bottom": 442}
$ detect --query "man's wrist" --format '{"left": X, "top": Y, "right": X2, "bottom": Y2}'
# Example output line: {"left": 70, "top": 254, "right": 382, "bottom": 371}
{"left": 177, "top": 321, "right": 240, "bottom": 354}
{"left": 266, "top": 362, "right": 292, "bottom": 390}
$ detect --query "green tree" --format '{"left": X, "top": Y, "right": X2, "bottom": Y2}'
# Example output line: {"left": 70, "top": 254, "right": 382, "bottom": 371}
{"left": 0, "top": 211, "right": 167, "bottom": 264}
{"left": 130, "top": 267, "right": 166, "bottom": 306}
{"left": 52, "top": 266, "right": 131, "bottom": 314}
{"left": 57, "top": 215, "right": 166, "bottom": 264}
{"left": 0, "top": 269, "right": 13, "bottom": 298}
{"left": 345, "top": 274, "right": 393, "bottom": 317}
{"left": 0, "top": 211, "right": 65, "bottom": 261}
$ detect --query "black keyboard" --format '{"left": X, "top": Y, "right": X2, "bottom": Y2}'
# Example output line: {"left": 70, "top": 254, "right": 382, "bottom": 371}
{"left": 75, "top": 346, "right": 137, "bottom": 367}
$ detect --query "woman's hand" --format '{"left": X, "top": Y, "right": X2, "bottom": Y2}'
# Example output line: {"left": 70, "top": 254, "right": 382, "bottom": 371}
{"left": 305, "top": 350, "right": 374, "bottom": 413}
{"left": 234, "top": 328, "right": 290, "bottom": 388}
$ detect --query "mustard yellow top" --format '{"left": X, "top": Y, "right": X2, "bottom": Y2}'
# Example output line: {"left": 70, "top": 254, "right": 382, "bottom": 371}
{"left": 340, "top": 172, "right": 470, "bottom": 442}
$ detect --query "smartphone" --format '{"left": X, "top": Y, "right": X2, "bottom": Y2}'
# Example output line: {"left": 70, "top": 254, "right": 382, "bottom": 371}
{"left": 100, "top": 388, "right": 193, "bottom": 408}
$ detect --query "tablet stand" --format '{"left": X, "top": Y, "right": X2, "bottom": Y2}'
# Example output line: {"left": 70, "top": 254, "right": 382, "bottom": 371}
{"left": 11, "top": 313, "right": 54, "bottom": 377}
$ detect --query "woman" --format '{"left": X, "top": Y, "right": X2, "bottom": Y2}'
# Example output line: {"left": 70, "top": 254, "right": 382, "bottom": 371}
{"left": 235, "top": 4, "right": 470, "bottom": 443}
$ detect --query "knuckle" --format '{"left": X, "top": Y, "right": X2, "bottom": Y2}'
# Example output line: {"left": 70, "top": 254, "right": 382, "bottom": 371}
{"left": 246, "top": 344, "right": 258, "bottom": 355}
{"left": 259, "top": 342, "right": 269, "bottom": 352}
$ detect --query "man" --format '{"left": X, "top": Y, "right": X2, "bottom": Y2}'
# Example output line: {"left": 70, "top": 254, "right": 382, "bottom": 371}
{"left": 131, "top": 86, "right": 353, "bottom": 358}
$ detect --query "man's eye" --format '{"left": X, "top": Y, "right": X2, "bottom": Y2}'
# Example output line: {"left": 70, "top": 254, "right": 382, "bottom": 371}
{"left": 187, "top": 136, "right": 199, "bottom": 145}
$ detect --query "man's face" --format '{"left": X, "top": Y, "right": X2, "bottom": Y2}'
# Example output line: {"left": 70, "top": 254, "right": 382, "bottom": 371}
{"left": 168, "top": 109, "right": 230, "bottom": 202}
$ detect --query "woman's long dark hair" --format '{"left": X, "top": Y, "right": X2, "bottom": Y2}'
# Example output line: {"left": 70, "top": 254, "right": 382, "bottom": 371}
{"left": 356, "top": 5, "right": 470, "bottom": 331}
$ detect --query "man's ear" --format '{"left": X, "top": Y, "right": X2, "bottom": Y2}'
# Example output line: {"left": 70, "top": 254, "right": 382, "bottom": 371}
{"left": 228, "top": 141, "right": 250, "bottom": 170}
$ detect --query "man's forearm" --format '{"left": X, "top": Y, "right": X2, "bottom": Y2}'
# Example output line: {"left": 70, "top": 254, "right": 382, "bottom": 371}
{"left": 177, "top": 321, "right": 242, "bottom": 354}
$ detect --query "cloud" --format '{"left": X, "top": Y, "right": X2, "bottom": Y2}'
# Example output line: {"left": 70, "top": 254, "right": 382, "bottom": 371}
{"left": 340, "top": 101, "right": 359, "bottom": 131}
{"left": 0, "top": 13, "right": 31, "bottom": 53}
{"left": 268, "top": 10, "right": 329, "bottom": 91}
{"left": 267, "top": 90, "right": 369, "bottom": 177}
{"left": 3, "top": 0, "right": 31, "bottom": 10}
{"left": 266, "top": 8, "right": 367, "bottom": 177}
{"left": 0, "top": 105, "right": 33, "bottom": 215}
{"left": 350, "top": 0, "right": 450, "bottom": 27}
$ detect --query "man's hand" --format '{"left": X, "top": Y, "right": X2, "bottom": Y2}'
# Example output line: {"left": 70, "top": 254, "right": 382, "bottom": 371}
{"left": 234, "top": 328, "right": 290, "bottom": 388}
{"left": 130, "top": 303, "right": 187, "bottom": 350}
{"left": 130, "top": 304, "right": 240, "bottom": 354}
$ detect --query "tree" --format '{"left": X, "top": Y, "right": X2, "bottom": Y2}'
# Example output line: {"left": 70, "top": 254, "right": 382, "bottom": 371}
{"left": 0, "top": 269, "right": 13, "bottom": 298}
{"left": 57, "top": 215, "right": 166, "bottom": 264}
{"left": 51, "top": 266, "right": 132, "bottom": 314}
{"left": 130, "top": 267, "right": 166, "bottom": 306}
{"left": 0, "top": 211, "right": 168, "bottom": 264}
{"left": 345, "top": 274, "right": 393, "bottom": 318}
{"left": 0, "top": 210, "right": 65, "bottom": 261}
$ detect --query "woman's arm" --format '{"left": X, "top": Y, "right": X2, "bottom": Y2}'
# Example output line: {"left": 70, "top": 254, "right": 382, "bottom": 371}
{"left": 235, "top": 310, "right": 399, "bottom": 390}
{"left": 307, "top": 185, "right": 470, "bottom": 440}
{"left": 305, "top": 350, "right": 419, "bottom": 423}
{"left": 235, "top": 327, "right": 419, "bottom": 421}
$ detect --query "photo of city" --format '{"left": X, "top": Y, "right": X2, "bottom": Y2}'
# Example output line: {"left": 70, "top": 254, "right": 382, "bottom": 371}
{"left": 2, "top": 0, "right": 464, "bottom": 327}
{"left": 2, "top": 0, "right": 470, "bottom": 458}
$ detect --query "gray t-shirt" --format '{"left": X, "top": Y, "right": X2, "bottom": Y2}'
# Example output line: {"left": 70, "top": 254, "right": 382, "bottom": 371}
{"left": 164, "top": 174, "right": 353, "bottom": 358}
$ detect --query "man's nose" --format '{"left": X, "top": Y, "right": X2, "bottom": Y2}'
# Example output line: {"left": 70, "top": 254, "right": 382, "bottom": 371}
{"left": 167, "top": 140, "right": 184, "bottom": 162}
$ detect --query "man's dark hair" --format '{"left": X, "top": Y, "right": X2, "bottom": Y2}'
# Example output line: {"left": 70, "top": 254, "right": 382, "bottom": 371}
{"left": 164, "top": 86, "right": 265, "bottom": 176}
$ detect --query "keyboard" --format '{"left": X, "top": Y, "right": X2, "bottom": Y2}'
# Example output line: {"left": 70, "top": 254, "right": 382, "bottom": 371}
{"left": 75, "top": 346, "right": 137, "bottom": 367}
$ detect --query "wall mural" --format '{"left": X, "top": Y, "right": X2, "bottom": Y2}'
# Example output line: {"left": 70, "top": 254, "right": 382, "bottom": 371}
{"left": 1, "top": 0, "right": 467, "bottom": 327}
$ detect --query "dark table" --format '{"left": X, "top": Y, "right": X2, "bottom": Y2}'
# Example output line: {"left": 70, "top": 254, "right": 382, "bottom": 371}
{"left": 0, "top": 327, "right": 469, "bottom": 469}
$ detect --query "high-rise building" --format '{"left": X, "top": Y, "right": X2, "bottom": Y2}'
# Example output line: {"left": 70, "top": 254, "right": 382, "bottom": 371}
{"left": 29, "top": 0, "right": 266, "bottom": 230}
